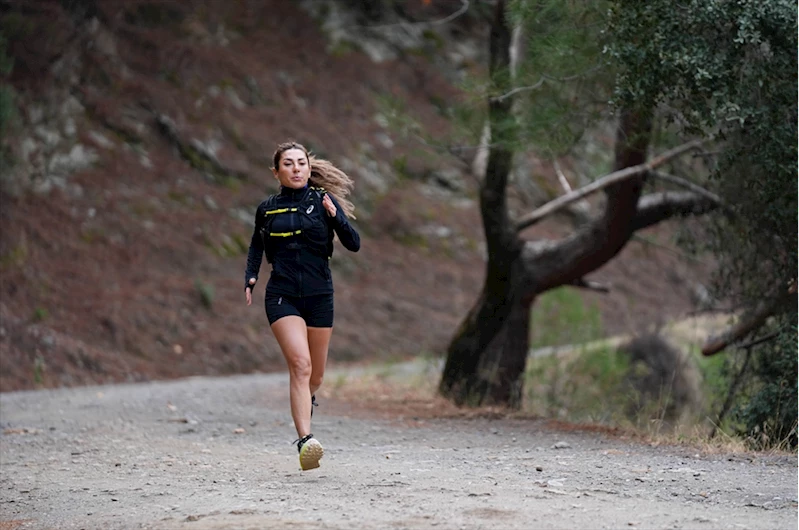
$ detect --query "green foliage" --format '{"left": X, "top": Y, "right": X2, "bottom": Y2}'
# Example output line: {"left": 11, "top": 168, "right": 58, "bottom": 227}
{"left": 391, "top": 155, "right": 410, "bottom": 180}
{"left": 607, "top": 1, "right": 795, "bottom": 127}
{"left": 375, "top": 93, "right": 422, "bottom": 140}
{"left": 32, "top": 307, "right": 48, "bottom": 322}
{"left": 607, "top": 0, "right": 797, "bottom": 449}
{"left": 506, "top": 0, "right": 615, "bottom": 155}
{"left": 530, "top": 287, "right": 603, "bottom": 347}
{"left": 194, "top": 279, "right": 214, "bottom": 309}
{"left": 526, "top": 288, "right": 629, "bottom": 422}
{"left": 329, "top": 40, "right": 360, "bottom": 58}
{"left": 0, "top": 31, "right": 17, "bottom": 152}
{"left": 734, "top": 320, "right": 798, "bottom": 449}
{"left": 525, "top": 342, "right": 631, "bottom": 423}
{"left": 33, "top": 355, "right": 45, "bottom": 386}
{"left": 606, "top": 0, "right": 796, "bottom": 308}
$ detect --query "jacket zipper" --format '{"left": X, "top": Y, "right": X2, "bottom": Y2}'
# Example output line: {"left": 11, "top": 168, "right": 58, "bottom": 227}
{"left": 294, "top": 196, "right": 303, "bottom": 297}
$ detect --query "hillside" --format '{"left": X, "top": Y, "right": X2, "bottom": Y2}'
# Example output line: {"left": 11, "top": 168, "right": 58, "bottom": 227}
{"left": 0, "top": 0, "right": 709, "bottom": 392}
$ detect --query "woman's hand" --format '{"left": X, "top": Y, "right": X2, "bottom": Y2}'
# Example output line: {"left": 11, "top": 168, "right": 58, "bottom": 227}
{"left": 245, "top": 278, "right": 256, "bottom": 306}
{"left": 322, "top": 194, "right": 337, "bottom": 217}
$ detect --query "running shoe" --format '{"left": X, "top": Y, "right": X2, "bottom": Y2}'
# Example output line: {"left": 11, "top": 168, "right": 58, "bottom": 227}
{"left": 296, "top": 433, "right": 324, "bottom": 471}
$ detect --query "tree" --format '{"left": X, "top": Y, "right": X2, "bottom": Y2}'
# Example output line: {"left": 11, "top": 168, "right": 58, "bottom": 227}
{"left": 607, "top": 0, "right": 797, "bottom": 447}
{"left": 438, "top": 0, "right": 720, "bottom": 407}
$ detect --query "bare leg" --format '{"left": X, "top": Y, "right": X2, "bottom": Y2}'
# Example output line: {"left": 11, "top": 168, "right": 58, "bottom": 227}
{"left": 271, "top": 316, "right": 312, "bottom": 438}
{"left": 307, "top": 327, "right": 333, "bottom": 397}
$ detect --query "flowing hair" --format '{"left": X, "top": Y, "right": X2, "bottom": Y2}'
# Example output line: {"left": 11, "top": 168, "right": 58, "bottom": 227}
{"left": 272, "top": 141, "right": 356, "bottom": 219}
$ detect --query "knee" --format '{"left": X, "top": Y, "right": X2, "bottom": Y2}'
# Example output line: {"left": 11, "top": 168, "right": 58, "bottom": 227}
{"left": 310, "top": 373, "right": 324, "bottom": 389}
{"left": 287, "top": 357, "right": 312, "bottom": 380}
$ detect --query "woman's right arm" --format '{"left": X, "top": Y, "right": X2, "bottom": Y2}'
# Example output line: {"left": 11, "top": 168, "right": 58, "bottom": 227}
{"left": 244, "top": 204, "right": 265, "bottom": 303}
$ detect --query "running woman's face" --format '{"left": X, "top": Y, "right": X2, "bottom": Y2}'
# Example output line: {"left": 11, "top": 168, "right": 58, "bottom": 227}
{"left": 273, "top": 148, "right": 310, "bottom": 189}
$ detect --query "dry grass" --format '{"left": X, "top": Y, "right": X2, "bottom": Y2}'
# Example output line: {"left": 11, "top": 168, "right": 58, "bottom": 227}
{"left": 324, "top": 358, "right": 790, "bottom": 457}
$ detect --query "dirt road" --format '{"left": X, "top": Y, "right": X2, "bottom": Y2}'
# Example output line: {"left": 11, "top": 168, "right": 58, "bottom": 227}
{"left": 1, "top": 367, "right": 796, "bottom": 529}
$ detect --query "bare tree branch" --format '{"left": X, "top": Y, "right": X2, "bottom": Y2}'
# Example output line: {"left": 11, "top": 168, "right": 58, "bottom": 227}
{"left": 554, "top": 159, "right": 574, "bottom": 193}
{"left": 554, "top": 159, "right": 593, "bottom": 224}
{"left": 491, "top": 66, "right": 604, "bottom": 103}
{"left": 702, "top": 281, "right": 797, "bottom": 356}
{"left": 411, "top": 0, "right": 471, "bottom": 27}
{"left": 491, "top": 77, "right": 545, "bottom": 103}
{"left": 631, "top": 190, "right": 719, "bottom": 231}
{"left": 702, "top": 309, "right": 778, "bottom": 357}
{"left": 351, "top": 0, "right": 470, "bottom": 30}
{"left": 515, "top": 139, "right": 708, "bottom": 231}
{"left": 649, "top": 171, "right": 727, "bottom": 207}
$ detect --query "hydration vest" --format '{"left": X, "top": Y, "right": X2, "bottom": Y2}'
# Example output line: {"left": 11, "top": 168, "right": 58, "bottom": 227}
{"left": 260, "top": 186, "right": 333, "bottom": 263}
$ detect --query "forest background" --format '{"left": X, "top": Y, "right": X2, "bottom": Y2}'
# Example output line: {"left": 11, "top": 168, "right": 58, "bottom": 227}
{"left": 0, "top": 0, "right": 795, "bottom": 450}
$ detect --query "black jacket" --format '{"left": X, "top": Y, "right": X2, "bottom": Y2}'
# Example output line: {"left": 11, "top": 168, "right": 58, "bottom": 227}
{"left": 244, "top": 185, "right": 360, "bottom": 297}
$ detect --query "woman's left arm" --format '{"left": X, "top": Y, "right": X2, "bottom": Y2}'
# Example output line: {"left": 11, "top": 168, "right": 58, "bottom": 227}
{"left": 323, "top": 193, "right": 360, "bottom": 252}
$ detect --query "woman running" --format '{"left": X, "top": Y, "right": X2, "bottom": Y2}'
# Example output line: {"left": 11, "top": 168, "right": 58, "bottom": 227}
{"left": 244, "top": 141, "right": 360, "bottom": 470}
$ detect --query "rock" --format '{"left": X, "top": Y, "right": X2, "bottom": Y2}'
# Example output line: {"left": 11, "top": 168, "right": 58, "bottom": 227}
{"left": 375, "top": 132, "right": 393, "bottom": 149}
{"left": 48, "top": 144, "right": 99, "bottom": 174}
{"left": 88, "top": 131, "right": 115, "bottom": 150}
{"left": 552, "top": 441, "right": 571, "bottom": 449}
{"left": 19, "top": 137, "right": 39, "bottom": 162}
{"left": 224, "top": 86, "right": 247, "bottom": 110}
{"left": 63, "top": 119, "right": 77, "bottom": 137}
{"left": 429, "top": 168, "right": 463, "bottom": 192}
{"left": 27, "top": 105, "right": 44, "bottom": 125}
{"left": 60, "top": 96, "right": 84, "bottom": 117}
{"left": 203, "top": 195, "right": 218, "bottom": 210}
{"left": 35, "top": 126, "right": 61, "bottom": 148}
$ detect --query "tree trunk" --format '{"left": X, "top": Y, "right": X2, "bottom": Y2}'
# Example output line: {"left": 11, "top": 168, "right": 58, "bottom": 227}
{"left": 473, "top": 294, "right": 531, "bottom": 408}
{"left": 439, "top": 0, "right": 520, "bottom": 405}
{"left": 439, "top": 284, "right": 512, "bottom": 404}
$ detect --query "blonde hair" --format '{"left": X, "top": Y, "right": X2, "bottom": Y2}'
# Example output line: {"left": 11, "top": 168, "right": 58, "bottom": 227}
{"left": 273, "top": 141, "right": 356, "bottom": 219}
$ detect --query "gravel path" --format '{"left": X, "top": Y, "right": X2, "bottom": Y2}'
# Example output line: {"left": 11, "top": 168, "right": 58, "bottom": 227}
{"left": 1, "top": 368, "right": 796, "bottom": 529}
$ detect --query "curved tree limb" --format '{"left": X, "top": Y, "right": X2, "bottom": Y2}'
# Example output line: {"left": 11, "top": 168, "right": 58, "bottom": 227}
{"left": 702, "top": 281, "right": 797, "bottom": 356}
{"left": 515, "top": 139, "right": 708, "bottom": 232}
{"left": 631, "top": 190, "right": 720, "bottom": 231}
{"left": 349, "top": 0, "right": 470, "bottom": 30}
{"left": 518, "top": 108, "right": 654, "bottom": 293}
{"left": 649, "top": 171, "right": 725, "bottom": 206}
{"left": 491, "top": 65, "right": 604, "bottom": 103}
{"left": 702, "top": 306, "right": 775, "bottom": 357}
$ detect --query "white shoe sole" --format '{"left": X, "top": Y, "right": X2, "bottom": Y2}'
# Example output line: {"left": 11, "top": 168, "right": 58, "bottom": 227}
{"left": 299, "top": 438, "right": 324, "bottom": 471}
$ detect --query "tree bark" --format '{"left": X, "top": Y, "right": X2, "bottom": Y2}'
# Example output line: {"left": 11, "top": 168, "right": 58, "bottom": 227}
{"left": 473, "top": 292, "right": 531, "bottom": 408}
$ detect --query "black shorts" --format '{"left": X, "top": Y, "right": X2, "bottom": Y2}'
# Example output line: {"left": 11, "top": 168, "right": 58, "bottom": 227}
{"left": 265, "top": 293, "right": 334, "bottom": 328}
